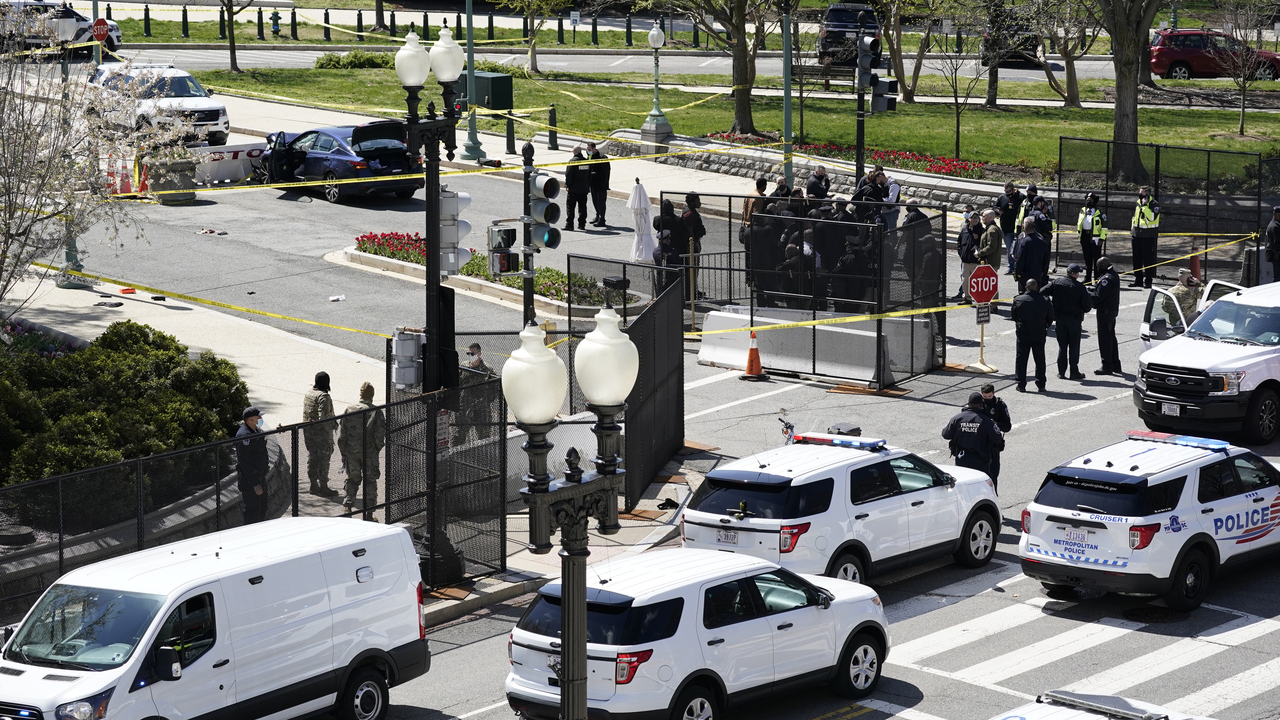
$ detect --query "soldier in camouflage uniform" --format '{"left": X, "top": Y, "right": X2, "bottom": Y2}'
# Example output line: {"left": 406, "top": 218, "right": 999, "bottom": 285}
{"left": 301, "top": 371, "right": 338, "bottom": 496}
{"left": 338, "top": 381, "right": 386, "bottom": 516}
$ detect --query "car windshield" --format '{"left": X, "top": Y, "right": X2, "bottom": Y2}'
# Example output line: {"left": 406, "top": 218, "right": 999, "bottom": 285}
{"left": 4, "top": 584, "right": 164, "bottom": 671}
{"left": 826, "top": 9, "right": 870, "bottom": 24}
{"left": 124, "top": 75, "right": 207, "bottom": 99}
{"left": 1187, "top": 300, "right": 1280, "bottom": 346}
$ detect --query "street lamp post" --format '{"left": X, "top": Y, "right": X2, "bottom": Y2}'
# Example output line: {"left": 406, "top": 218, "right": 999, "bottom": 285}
{"left": 639, "top": 20, "right": 672, "bottom": 154}
{"left": 460, "top": 0, "right": 486, "bottom": 161}
{"left": 502, "top": 308, "right": 637, "bottom": 720}
{"left": 779, "top": 0, "right": 796, "bottom": 189}
{"left": 395, "top": 28, "right": 464, "bottom": 393}
{"left": 53, "top": 5, "right": 87, "bottom": 289}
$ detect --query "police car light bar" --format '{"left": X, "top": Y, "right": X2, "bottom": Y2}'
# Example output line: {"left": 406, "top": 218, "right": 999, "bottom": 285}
{"left": 1126, "top": 431, "right": 1231, "bottom": 452}
{"left": 793, "top": 433, "right": 887, "bottom": 451}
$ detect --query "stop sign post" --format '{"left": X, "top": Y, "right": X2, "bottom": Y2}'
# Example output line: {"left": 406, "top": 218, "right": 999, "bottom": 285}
{"left": 964, "top": 265, "right": 998, "bottom": 374}
{"left": 92, "top": 18, "right": 109, "bottom": 43}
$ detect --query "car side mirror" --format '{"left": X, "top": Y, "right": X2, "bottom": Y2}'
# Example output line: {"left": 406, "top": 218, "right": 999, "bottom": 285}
{"left": 1, "top": 626, "right": 12, "bottom": 646}
{"left": 1150, "top": 317, "right": 1168, "bottom": 340}
{"left": 156, "top": 647, "right": 181, "bottom": 681}
{"left": 818, "top": 593, "right": 832, "bottom": 610}
{"left": 945, "top": 474, "right": 957, "bottom": 488}
{"left": 206, "top": 88, "right": 215, "bottom": 95}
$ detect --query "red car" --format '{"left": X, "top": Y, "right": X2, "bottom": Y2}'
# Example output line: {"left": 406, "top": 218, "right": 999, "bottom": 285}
{"left": 1150, "top": 28, "right": 1280, "bottom": 80}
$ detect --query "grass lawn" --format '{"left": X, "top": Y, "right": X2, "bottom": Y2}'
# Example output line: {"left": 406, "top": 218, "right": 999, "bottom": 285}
{"left": 191, "top": 67, "right": 1280, "bottom": 170}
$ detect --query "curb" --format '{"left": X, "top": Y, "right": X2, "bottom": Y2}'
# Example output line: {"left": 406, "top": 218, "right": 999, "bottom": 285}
{"left": 423, "top": 576, "right": 549, "bottom": 628}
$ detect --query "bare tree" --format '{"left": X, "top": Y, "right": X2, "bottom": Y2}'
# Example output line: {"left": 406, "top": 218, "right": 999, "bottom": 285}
{"left": 929, "top": 0, "right": 989, "bottom": 159}
{"left": 881, "top": 0, "right": 940, "bottom": 103}
{"left": 220, "top": 0, "right": 255, "bottom": 73}
{"left": 1096, "top": 0, "right": 1163, "bottom": 182}
{"left": 641, "top": 0, "right": 781, "bottom": 135}
{"left": 1209, "top": 0, "right": 1275, "bottom": 135}
{"left": 495, "top": 0, "right": 575, "bottom": 74}
{"left": 0, "top": 48, "right": 196, "bottom": 314}
{"left": 978, "top": 0, "right": 1023, "bottom": 108}
{"left": 1026, "top": 0, "right": 1104, "bottom": 108}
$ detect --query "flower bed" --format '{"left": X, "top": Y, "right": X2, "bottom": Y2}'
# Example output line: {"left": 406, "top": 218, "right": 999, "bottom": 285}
{"left": 0, "top": 319, "right": 76, "bottom": 360}
{"left": 702, "top": 133, "right": 986, "bottom": 179}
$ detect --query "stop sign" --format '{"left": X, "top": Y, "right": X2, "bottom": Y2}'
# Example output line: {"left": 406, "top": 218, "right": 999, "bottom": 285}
{"left": 92, "top": 18, "right": 109, "bottom": 43}
{"left": 968, "top": 265, "right": 999, "bottom": 304}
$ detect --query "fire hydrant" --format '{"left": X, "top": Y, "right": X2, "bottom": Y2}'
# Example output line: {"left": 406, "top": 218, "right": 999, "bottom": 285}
{"left": 270, "top": 10, "right": 281, "bottom": 36}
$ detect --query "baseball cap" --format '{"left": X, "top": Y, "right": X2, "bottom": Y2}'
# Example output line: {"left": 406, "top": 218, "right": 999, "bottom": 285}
{"left": 968, "top": 391, "right": 984, "bottom": 406}
{"left": 1067, "top": 263, "right": 1084, "bottom": 274}
{"left": 242, "top": 406, "right": 262, "bottom": 420}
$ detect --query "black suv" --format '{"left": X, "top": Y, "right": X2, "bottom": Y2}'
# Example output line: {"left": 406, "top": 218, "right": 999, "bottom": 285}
{"left": 818, "top": 3, "right": 880, "bottom": 66}
{"left": 979, "top": 6, "right": 1043, "bottom": 67}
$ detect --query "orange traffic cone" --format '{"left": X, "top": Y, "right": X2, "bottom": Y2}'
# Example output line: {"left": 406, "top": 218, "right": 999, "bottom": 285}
{"left": 741, "top": 331, "right": 768, "bottom": 381}
{"left": 1190, "top": 245, "right": 1201, "bottom": 280}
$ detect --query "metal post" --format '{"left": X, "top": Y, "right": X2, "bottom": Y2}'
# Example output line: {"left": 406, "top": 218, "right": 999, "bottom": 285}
{"left": 659, "top": 14, "right": 665, "bottom": 33}
{"left": 591, "top": 15, "right": 597, "bottom": 45}
{"left": 558, "top": 14, "right": 564, "bottom": 44}
{"left": 104, "top": 2, "right": 110, "bottom": 19}
{"left": 57, "top": 44, "right": 87, "bottom": 288}
{"left": 782, "top": 8, "right": 793, "bottom": 189}
{"left": 523, "top": 143, "right": 536, "bottom": 325}
{"left": 291, "top": 430, "right": 300, "bottom": 516}
{"left": 506, "top": 112, "right": 516, "bottom": 155}
{"left": 461, "top": 0, "right": 486, "bottom": 161}
{"left": 219, "top": 8, "right": 226, "bottom": 39}
{"left": 136, "top": 462, "right": 145, "bottom": 551}
{"left": 291, "top": 9, "right": 298, "bottom": 40}
{"left": 92, "top": 0, "right": 101, "bottom": 64}
{"left": 143, "top": 4, "right": 150, "bottom": 37}
{"left": 356, "top": 10, "right": 364, "bottom": 41}
{"left": 488, "top": 12, "right": 494, "bottom": 40}
{"left": 257, "top": 8, "right": 265, "bottom": 40}
{"left": 182, "top": 6, "right": 188, "bottom": 38}
{"left": 693, "top": 22, "right": 699, "bottom": 47}
{"left": 423, "top": 113, "right": 442, "bottom": 394}
{"left": 58, "top": 479, "right": 64, "bottom": 576}
{"left": 324, "top": 9, "right": 330, "bottom": 41}
{"left": 215, "top": 446, "right": 222, "bottom": 530}
{"left": 560, "top": 516, "right": 589, "bottom": 720}
{"left": 548, "top": 104, "right": 558, "bottom": 150}
{"left": 626, "top": 14, "right": 632, "bottom": 45}
{"left": 424, "top": 12, "right": 430, "bottom": 40}
{"left": 856, "top": 89, "right": 866, "bottom": 179}
{"left": 522, "top": 16, "right": 528, "bottom": 40}
{"left": 456, "top": 12, "right": 462, "bottom": 35}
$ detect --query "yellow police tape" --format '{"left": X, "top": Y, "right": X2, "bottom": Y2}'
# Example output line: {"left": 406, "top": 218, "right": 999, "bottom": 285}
{"left": 13, "top": 39, "right": 102, "bottom": 57}
{"left": 527, "top": 77, "right": 743, "bottom": 117}
{"left": 32, "top": 262, "right": 394, "bottom": 338}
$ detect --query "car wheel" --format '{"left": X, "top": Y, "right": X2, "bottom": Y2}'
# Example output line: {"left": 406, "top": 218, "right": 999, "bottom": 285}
{"left": 323, "top": 171, "right": 343, "bottom": 204}
{"left": 1166, "top": 62, "right": 1192, "bottom": 80}
{"left": 832, "top": 631, "right": 882, "bottom": 699}
{"left": 953, "top": 511, "right": 997, "bottom": 568}
{"left": 104, "top": 37, "right": 117, "bottom": 52}
{"left": 829, "top": 552, "right": 865, "bottom": 584}
{"left": 338, "top": 667, "right": 388, "bottom": 720}
{"left": 394, "top": 188, "right": 416, "bottom": 199}
{"left": 671, "top": 684, "right": 717, "bottom": 720}
{"left": 1163, "top": 548, "right": 1211, "bottom": 611}
{"left": 1244, "top": 388, "right": 1279, "bottom": 445}
{"left": 1257, "top": 63, "right": 1277, "bottom": 81}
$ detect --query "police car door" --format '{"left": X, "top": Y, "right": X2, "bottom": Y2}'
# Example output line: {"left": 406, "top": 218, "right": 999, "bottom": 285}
{"left": 1196, "top": 458, "right": 1251, "bottom": 564}
{"left": 1141, "top": 288, "right": 1186, "bottom": 353}
{"left": 848, "top": 462, "right": 911, "bottom": 563}
{"left": 1197, "top": 280, "right": 1245, "bottom": 314}
{"left": 1220, "top": 454, "right": 1280, "bottom": 558}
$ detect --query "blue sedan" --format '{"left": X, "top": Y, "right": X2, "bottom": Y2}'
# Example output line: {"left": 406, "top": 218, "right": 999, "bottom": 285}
{"left": 260, "top": 121, "right": 424, "bottom": 203}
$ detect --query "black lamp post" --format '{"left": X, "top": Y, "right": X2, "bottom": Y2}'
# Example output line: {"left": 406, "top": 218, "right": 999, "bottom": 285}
{"left": 395, "top": 28, "right": 465, "bottom": 392}
{"left": 502, "top": 307, "right": 638, "bottom": 720}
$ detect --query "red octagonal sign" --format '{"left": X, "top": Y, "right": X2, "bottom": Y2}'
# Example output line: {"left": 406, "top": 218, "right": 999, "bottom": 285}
{"left": 968, "top": 264, "right": 999, "bottom": 305}
{"left": 92, "top": 18, "right": 109, "bottom": 43}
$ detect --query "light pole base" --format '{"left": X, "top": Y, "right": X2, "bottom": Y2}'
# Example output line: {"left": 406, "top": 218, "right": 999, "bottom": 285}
{"left": 639, "top": 116, "right": 672, "bottom": 156}
{"left": 964, "top": 362, "right": 999, "bottom": 374}
{"left": 56, "top": 269, "right": 89, "bottom": 289}
{"left": 460, "top": 134, "right": 486, "bottom": 161}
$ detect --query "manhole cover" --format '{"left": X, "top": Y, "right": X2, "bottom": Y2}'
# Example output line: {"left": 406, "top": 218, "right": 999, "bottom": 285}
{"left": 1123, "top": 607, "right": 1190, "bottom": 624}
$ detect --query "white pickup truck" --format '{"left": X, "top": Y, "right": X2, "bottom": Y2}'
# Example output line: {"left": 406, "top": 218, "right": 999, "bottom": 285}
{"left": 1134, "top": 279, "right": 1280, "bottom": 444}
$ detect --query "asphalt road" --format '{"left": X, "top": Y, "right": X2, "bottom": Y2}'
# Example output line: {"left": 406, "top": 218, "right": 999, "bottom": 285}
{"left": 118, "top": 47, "right": 1118, "bottom": 83}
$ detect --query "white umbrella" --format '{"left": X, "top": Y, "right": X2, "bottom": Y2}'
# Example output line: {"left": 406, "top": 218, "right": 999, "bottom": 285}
{"left": 627, "top": 178, "right": 656, "bottom": 264}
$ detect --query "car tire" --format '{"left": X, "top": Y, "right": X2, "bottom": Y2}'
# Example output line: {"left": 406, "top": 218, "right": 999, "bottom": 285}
{"left": 1244, "top": 388, "right": 1279, "bottom": 445}
{"left": 104, "top": 37, "right": 117, "bottom": 52}
{"left": 1163, "top": 548, "right": 1211, "bottom": 611}
{"left": 670, "top": 683, "right": 718, "bottom": 720}
{"left": 338, "top": 667, "right": 388, "bottom": 720}
{"left": 1257, "top": 63, "right": 1277, "bottom": 81}
{"left": 832, "top": 631, "right": 882, "bottom": 699}
{"left": 395, "top": 188, "right": 416, "bottom": 199}
{"left": 828, "top": 552, "right": 865, "bottom": 584}
{"left": 323, "top": 171, "right": 343, "bottom": 204}
{"left": 1166, "top": 62, "right": 1192, "bottom": 80}
{"left": 953, "top": 511, "right": 997, "bottom": 568}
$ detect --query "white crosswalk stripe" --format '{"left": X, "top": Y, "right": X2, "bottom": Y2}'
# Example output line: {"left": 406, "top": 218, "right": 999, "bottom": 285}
{"left": 890, "top": 596, "right": 1075, "bottom": 665}
{"left": 858, "top": 699, "right": 950, "bottom": 720}
{"left": 1169, "top": 655, "right": 1280, "bottom": 717}
{"left": 952, "top": 616, "right": 1145, "bottom": 685}
{"left": 883, "top": 561, "right": 1023, "bottom": 624}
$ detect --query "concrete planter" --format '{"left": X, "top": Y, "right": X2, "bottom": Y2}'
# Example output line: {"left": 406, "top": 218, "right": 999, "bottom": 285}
{"left": 142, "top": 157, "right": 198, "bottom": 206}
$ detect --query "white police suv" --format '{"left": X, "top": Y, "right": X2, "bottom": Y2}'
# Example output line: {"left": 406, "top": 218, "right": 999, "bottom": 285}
{"left": 681, "top": 433, "right": 1001, "bottom": 584}
{"left": 505, "top": 548, "right": 890, "bottom": 720}
{"left": 1020, "top": 431, "right": 1280, "bottom": 610}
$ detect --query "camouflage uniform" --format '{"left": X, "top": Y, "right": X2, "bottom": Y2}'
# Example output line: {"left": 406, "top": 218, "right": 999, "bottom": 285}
{"left": 1162, "top": 280, "right": 1203, "bottom": 325}
{"left": 454, "top": 357, "right": 496, "bottom": 446}
{"left": 301, "top": 385, "right": 337, "bottom": 495}
{"left": 338, "top": 385, "right": 386, "bottom": 513}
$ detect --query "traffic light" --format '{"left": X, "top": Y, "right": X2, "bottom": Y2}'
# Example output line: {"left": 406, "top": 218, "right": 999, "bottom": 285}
{"left": 439, "top": 186, "right": 473, "bottom": 276}
{"left": 856, "top": 33, "right": 880, "bottom": 91}
{"left": 527, "top": 170, "right": 561, "bottom": 250}
{"left": 871, "top": 77, "right": 897, "bottom": 113}
{"left": 488, "top": 224, "right": 522, "bottom": 277}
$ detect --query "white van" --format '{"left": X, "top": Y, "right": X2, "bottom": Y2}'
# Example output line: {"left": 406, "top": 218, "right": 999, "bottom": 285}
{"left": 0, "top": 517, "right": 429, "bottom": 720}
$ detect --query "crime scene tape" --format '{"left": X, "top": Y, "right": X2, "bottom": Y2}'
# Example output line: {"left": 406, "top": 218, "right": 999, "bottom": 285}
{"left": 13, "top": 40, "right": 101, "bottom": 57}
{"left": 202, "top": 85, "right": 407, "bottom": 115}
{"left": 32, "top": 262, "right": 392, "bottom": 338}
{"left": 1115, "top": 232, "right": 1257, "bottom": 281}
{"left": 528, "top": 77, "right": 743, "bottom": 117}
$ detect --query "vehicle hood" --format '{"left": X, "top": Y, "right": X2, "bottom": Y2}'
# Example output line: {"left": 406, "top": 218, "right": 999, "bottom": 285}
{"left": 1141, "top": 335, "right": 1277, "bottom": 372}
{"left": 351, "top": 120, "right": 406, "bottom": 146}
{"left": 146, "top": 96, "right": 225, "bottom": 114}
{"left": 803, "top": 574, "right": 879, "bottom": 603}
{"left": 0, "top": 662, "right": 118, "bottom": 711}
{"left": 932, "top": 463, "right": 993, "bottom": 487}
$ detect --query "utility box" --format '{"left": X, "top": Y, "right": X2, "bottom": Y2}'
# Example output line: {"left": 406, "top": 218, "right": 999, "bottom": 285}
{"left": 454, "top": 71, "right": 513, "bottom": 111}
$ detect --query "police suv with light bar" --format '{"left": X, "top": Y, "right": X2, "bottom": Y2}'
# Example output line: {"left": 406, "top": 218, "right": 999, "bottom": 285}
{"left": 681, "top": 433, "right": 1001, "bottom": 584}
{"left": 1020, "top": 431, "right": 1280, "bottom": 610}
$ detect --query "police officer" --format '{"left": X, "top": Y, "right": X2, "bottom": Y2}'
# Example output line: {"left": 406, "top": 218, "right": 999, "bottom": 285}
{"left": 1043, "top": 263, "right": 1093, "bottom": 380}
{"left": 1077, "top": 193, "right": 1107, "bottom": 283}
{"left": 235, "top": 406, "right": 270, "bottom": 524}
{"left": 1014, "top": 217, "right": 1050, "bottom": 294}
{"left": 1265, "top": 205, "right": 1280, "bottom": 282}
{"left": 979, "top": 383, "right": 1012, "bottom": 488}
{"left": 942, "top": 392, "right": 1006, "bottom": 489}
{"left": 1130, "top": 186, "right": 1161, "bottom": 288}
{"left": 338, "top": 382, "right": 386, "bottom": 517}
{"left": 1011, "top": 278, "right": 1055, "bottom": 392}
{"left": 1090, "top": 257, "right": 1123, "bottom": 375}
{"left": 301, "top": 371, "right": 337, "bottom": 496}
{"left": 586, "top": 141, "right": 610, "bottom": 227}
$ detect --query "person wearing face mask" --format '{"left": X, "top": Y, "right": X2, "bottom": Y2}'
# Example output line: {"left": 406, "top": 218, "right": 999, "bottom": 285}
{"left": 954, "top": 207, "right": 981, "bottom": 305}
{"left": 1076, "top": 193, "right": 1107, "bottom": 283}
{"left": 338, "top": 382, "right": 386, "bottom": 517}
{"left": 1130, "top": 186, "right": 1161, "bottom": 288}
{"left": 301, "top": 372, "right": 338, "bottom": 497}
{"left": 236, "top": 406, "right": 270, "bottom": 524}
{"left": 457, "top": 344, "right": 497, "bottom": 445}
{"left": 461, "top": 343, "right": 494, "bottom": 379}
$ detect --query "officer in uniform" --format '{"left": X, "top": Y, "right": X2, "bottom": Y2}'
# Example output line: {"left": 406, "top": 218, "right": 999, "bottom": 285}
{"left": 338, "top": 382, "right": 386, "bottom": 517}
{"left": 979, "top": 384, "right": 1012, "bottom": 488}
{"left": 942, "top": 392, "right": 1006, "bottom": 490}
{"left": 1130, "top": 186, "right": 1161, "bottom": 288}
{"left": 301, "top": 371, "right": 338, "bottom": 496}
{"left": 1090, "top": 257, "right": 1122, "bottom": 375}
{"left": 1043, "top": 263, "right": 1093, "bottom": 380}
{"left": 235, "top": 406, "right": 270, "bottom": 524}
{"left": 1077, "top": 193, "right": 1107, "bottom": 283}
{"left": 1011, "top": 278, "right": 1056, "bottom": 392}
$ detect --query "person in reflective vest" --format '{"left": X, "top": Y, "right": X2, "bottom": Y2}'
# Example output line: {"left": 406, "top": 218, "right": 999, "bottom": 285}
{"left": 1130, "top": 186, "right": 1161, "bottom": 288}
{"left": 1076, "top": 192, "right": 1107, "bottom": 283}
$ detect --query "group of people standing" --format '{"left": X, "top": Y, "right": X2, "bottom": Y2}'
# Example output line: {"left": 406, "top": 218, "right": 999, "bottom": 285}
{"left": 563, "top": 142, "right": 611, "bottom": 230}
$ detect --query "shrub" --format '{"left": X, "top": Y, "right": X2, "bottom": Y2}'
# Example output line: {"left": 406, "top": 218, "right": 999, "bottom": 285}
{"left": 314, "top": 49, "right": 394, "bottom": 70}
{"left": 469, "top": 58, "right": 531, "bottom": 79}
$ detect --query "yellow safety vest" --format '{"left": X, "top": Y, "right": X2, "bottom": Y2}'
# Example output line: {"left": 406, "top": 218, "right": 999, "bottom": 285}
{"left": 1077, "top": 208, "right": 1107, "bottom": 241}
{"left": 1132, "top": 200, "right": 1160, "bottom": 230}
